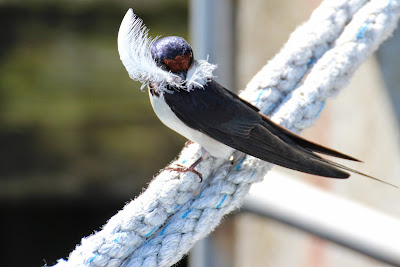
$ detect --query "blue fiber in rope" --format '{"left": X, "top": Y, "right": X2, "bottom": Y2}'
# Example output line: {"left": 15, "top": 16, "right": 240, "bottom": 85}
{"left": 160, "top": 222, "right": 171, "bottom": 236}
{"left": 217, "top": 194, "right": 227, "bottom": 209}
{"left": 89, "top": 253, "right": 98, "bottom": 263}
{"left": 249, "top": 170, "right": 256, "bottom": 180}
{"left": 196, "top": 188, "right": 205, "bottom": 199}
{"left": 255, "top": 88, "right": 265, "bottom": 104}
{"left": 314, "top": 101, "right": 325, "bottom": 118}
{"left": 182, "top": 209, "right": 192, "bottom": 219}
{"left": 236, "top": 156, "right": 246, "bottom": 171}
{"left": 144, "top": 238, "right": 152, "bottom": 246}
{"left": 182, "top": 159, "right": 187, "bottom": 164}
{"left": 307, "top": 57, "right": 316, "bottom": 67}
{"left": 113, "top": 233, "right": 121, "bottom": 243}
{"left": 144, "top": 227, "right": 156, "bottom": 237}
{"left": 357, "top": 23, "right": 368, "bottom": 39}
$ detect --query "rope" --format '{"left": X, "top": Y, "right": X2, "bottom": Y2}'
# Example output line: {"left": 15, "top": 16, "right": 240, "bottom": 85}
{"left": 54, "top": 0, "right": 400, "bottom": 266}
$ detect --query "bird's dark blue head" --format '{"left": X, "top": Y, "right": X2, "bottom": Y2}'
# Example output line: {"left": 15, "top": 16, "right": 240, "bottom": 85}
{"left": 151, "top": 36, "right": 193, "bottom": 79}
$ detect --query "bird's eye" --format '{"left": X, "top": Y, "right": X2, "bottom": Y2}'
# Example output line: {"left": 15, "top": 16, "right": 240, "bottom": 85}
{"left": 155, "top": 58, "right": 170, "bottom": 71}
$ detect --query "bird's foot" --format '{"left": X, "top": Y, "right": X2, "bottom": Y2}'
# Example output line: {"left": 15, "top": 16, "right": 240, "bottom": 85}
{"left": 184, "top": 140, "right": 194, "bottom": 147}
{"left": 165, "top": 157, "right": 204, "bottom": 182}
{"left": 165, "top": 164, "right": 203, "bottom": 182}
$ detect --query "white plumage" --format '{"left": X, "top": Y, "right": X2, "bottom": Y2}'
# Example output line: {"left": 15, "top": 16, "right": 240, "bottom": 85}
{"left": 149, "top": 89, "right": 235, "bottom": 159}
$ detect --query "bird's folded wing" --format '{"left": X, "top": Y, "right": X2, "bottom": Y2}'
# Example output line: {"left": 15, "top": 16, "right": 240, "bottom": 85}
{"left": 164, "top": 80, "right": 351, "bottom": 178}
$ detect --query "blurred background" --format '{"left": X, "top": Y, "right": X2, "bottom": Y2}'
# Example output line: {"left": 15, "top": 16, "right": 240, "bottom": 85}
{"left": 1, "top": 0, "right": 400, "bottom": 266}
{"left": 0, "top": 0, "right": 189, "bottom": 266}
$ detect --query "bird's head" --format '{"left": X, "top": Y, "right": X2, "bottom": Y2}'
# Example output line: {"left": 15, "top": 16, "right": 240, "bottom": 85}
{"left": 151, "top": 36, "right": 193, "bottom": 80}
{"left": 118, "top": 9, "right": 216, "bottom": 91}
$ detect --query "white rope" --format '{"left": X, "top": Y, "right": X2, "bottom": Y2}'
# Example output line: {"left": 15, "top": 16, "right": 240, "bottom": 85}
{"left": 54, "top": 0, "right": 400, "bottom": 266}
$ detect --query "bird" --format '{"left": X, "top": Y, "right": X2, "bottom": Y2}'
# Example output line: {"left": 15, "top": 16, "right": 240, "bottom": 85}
{"left": 117, "top": 9, "right": 396, "bottom": 187}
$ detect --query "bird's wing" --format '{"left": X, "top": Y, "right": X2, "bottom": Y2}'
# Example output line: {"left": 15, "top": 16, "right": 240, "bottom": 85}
{"left": 223, "top": 86, "right": 360, "bottom": 161}
{"left": 163, "top": 80, "right": 354, "bottom": 178}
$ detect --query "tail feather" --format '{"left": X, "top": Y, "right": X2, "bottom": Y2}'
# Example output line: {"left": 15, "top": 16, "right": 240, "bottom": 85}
{"left": 259, "top": 112, "right": 361, "bottom": 161}
{"left": 258, "top": 113, "right": 397, "bottom": 188}
{"left": 318, "top": 157, "right": 398, "bottom": 188}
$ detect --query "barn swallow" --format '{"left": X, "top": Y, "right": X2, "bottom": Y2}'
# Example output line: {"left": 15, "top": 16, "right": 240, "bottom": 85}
{"left": 118, "top": 9, "right": 396, "bottom": 187}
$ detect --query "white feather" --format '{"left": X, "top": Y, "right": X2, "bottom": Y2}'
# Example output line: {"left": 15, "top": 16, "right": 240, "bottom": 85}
{"left": 118, "top": 9, "right": 216, "bottom": 91}
{"left": 186, "top": 58, "right": 217, "bottom": 91}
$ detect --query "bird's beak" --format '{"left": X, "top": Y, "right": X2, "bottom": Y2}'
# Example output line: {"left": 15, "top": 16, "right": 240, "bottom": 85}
{"left": 178, "top": 71, "right": 187, "bottom": 80}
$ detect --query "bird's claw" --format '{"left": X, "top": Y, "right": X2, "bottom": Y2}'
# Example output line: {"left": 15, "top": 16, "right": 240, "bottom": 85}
{"left": 184, "top": 140, "right": 194, "bottom": 147}
{"left": 165, "top": 164, "right": 203, "bottom": 182}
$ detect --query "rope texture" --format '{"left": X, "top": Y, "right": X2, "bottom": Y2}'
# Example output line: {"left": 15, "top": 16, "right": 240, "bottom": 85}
{"left": 54, "top": 0, "right": 400, "bottom": 266}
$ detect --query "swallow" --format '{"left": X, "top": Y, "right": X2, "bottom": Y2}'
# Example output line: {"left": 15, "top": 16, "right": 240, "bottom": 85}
{"left": 118, "top": 9, "right": 396, "bottom": 187}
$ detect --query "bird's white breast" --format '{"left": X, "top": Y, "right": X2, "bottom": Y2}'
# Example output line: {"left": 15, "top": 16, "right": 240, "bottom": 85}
{"left": 149, "top": 90, "right": 234, "bottom": 159}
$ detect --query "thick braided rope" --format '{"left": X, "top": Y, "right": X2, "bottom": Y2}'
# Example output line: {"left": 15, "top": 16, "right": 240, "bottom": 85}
{"left": 241, "top": 0, "right": 369, "bottom": 114}
{"left": 54, "top": 0, "right": 399, "bottom": 266}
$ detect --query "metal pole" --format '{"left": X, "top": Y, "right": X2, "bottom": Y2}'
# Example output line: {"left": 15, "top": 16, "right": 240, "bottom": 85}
{"left": 189, "top": 0, "right": 235, "bottom": 90}
{"left": 243, "top": 176, "right": 400, "bottom": 266}
{"left": 189, "top": 1, "right": 236, "bottom": 266}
